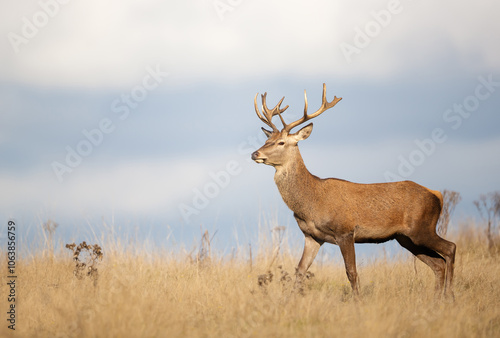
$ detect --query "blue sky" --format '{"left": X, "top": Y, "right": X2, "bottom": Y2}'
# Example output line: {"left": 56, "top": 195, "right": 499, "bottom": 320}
{"left": 1, "top": 1, "right": 499, "bottom": 257}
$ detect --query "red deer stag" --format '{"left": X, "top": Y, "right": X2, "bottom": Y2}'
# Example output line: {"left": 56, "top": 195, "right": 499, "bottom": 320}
{"left": 251, "top": 84, "right": 456, "bottom": 299}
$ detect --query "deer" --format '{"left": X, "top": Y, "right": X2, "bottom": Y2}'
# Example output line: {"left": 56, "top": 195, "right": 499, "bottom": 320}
{"left": 251, "top": 83, "right": 456, "bottom": 300}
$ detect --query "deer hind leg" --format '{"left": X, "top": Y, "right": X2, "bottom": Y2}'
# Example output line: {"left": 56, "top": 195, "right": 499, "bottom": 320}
{"left": 337, "top": 232, "right": 360, "bottom": 297}
{"left": 396, "top": 235, "right": 446, "bottom": 298}
{"left": 419, "top": 234, "right": 456, "bottom": 300}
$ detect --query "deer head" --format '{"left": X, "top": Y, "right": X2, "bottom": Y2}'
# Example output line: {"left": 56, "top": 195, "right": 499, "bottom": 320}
{"left": 251, "top": 83, "right": 342, "bottom": 167}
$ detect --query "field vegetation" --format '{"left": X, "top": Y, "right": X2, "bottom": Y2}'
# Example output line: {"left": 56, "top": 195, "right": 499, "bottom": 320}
{"left": 1, "top": 222, "right": 499, "bottom": 338}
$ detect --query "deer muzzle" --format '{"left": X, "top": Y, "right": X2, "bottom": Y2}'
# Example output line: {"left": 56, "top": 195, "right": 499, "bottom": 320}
{"left": 251, "top": 151, "right": 266, "bottom": 164}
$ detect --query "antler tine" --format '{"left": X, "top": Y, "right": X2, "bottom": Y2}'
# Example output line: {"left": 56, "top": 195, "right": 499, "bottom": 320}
{"left": 254, "top": 93, "right": 274, "bottom": 129}
{"left": 263, "top": 94, "right": 289, "bottom": 117}
{"left": 303, "top": 89, "right": 309, "bottom": 116}
{"left": 255, "top": 92, "right": 290, "bottom": 132}
{"left": 274, "top": 96, "right": 289, "bottom": 127}
{"left": 261, "top": 93, "right": 280, "bottom": 132}
{"left": 283, "top": 83, "right": 342, "bottom": 133}
{"left": 275, "top": 96, "right": 289, "bottom": 114}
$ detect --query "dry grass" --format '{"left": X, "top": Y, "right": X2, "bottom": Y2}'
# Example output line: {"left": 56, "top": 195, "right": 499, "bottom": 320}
{"left": 1, "top": 225, "right": 499, "bottom": 338}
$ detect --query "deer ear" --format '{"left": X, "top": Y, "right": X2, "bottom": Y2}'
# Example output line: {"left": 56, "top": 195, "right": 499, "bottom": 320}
{"left": 293, "top": 123, "right": 313, "bottom": 142}
{"left": 261, "top": 127, "right": 273, "bottom": 138}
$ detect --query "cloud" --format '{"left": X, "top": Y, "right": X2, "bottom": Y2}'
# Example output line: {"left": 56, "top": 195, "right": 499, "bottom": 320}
{"left": 1, "top": 0, "right": 498, "bottom": 88}
{"left": 0, "top": 157, "right": 213, "bottom": 219}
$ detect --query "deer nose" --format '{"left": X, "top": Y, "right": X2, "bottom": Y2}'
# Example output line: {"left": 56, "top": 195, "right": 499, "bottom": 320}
{"left": 251, "top": 151, "right": 260, "bottom": 161}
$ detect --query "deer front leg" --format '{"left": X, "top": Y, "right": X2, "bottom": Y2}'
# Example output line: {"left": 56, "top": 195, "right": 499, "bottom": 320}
{"left": 294, "top": 234, "right": 323, "bottom": 294}
{"left": 337, "top": 232, "right": 360, "bottom": 297}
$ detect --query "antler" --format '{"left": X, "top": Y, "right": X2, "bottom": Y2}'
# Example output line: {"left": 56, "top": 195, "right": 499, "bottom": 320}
{"left": 254, "top": 92, "right": 289, "bottom": 132}
{"left": 282, "top": 83, "right": 342, "bottom": 133}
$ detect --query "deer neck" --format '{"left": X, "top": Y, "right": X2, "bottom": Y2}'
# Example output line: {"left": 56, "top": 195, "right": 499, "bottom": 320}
{"left": 273, "top": 149, "right": 317, "bottom": 214}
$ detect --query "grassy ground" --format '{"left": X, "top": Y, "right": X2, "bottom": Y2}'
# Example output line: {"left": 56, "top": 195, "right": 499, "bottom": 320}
{"left": 1, "top": 226, "right": 499, "bottom": 337}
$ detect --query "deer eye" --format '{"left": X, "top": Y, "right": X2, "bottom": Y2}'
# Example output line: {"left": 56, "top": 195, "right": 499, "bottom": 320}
{"left": 278, "top": 141, "right": 285, "bottom": 146}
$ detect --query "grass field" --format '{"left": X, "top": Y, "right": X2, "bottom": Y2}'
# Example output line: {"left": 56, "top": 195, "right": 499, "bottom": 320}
{"left": 1, "top": 224, "right": 499, "bottom": 337}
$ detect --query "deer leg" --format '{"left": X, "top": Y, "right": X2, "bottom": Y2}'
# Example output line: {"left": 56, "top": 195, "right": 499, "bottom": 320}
{"left": 294, "top": 234, "right": 322, "bottom": 293}
{"left": 337, "top": 232, "right": 360, "bottom": 297}
{"left": 419, "top": 235, "right": 456, "bottom": 301}
{"left": 443, "top": 239, "right": 456, "bottom": 299}
{"left": 396, "top": 235, "right": 446, "bottom": 299}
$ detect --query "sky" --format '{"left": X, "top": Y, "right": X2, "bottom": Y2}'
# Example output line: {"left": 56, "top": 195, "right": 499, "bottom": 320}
{"left": 1, "top": 0, "right": 499, "bottom": 258}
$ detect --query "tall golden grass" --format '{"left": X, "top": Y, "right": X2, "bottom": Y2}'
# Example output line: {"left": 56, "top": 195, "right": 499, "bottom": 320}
{"left": 1, "top": 223, "right": 499, "bottom": 337}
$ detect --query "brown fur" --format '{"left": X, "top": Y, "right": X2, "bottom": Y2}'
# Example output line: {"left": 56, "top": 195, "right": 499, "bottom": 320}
{"left": 252, "top": 122, "right": 456, "bottom": 300}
